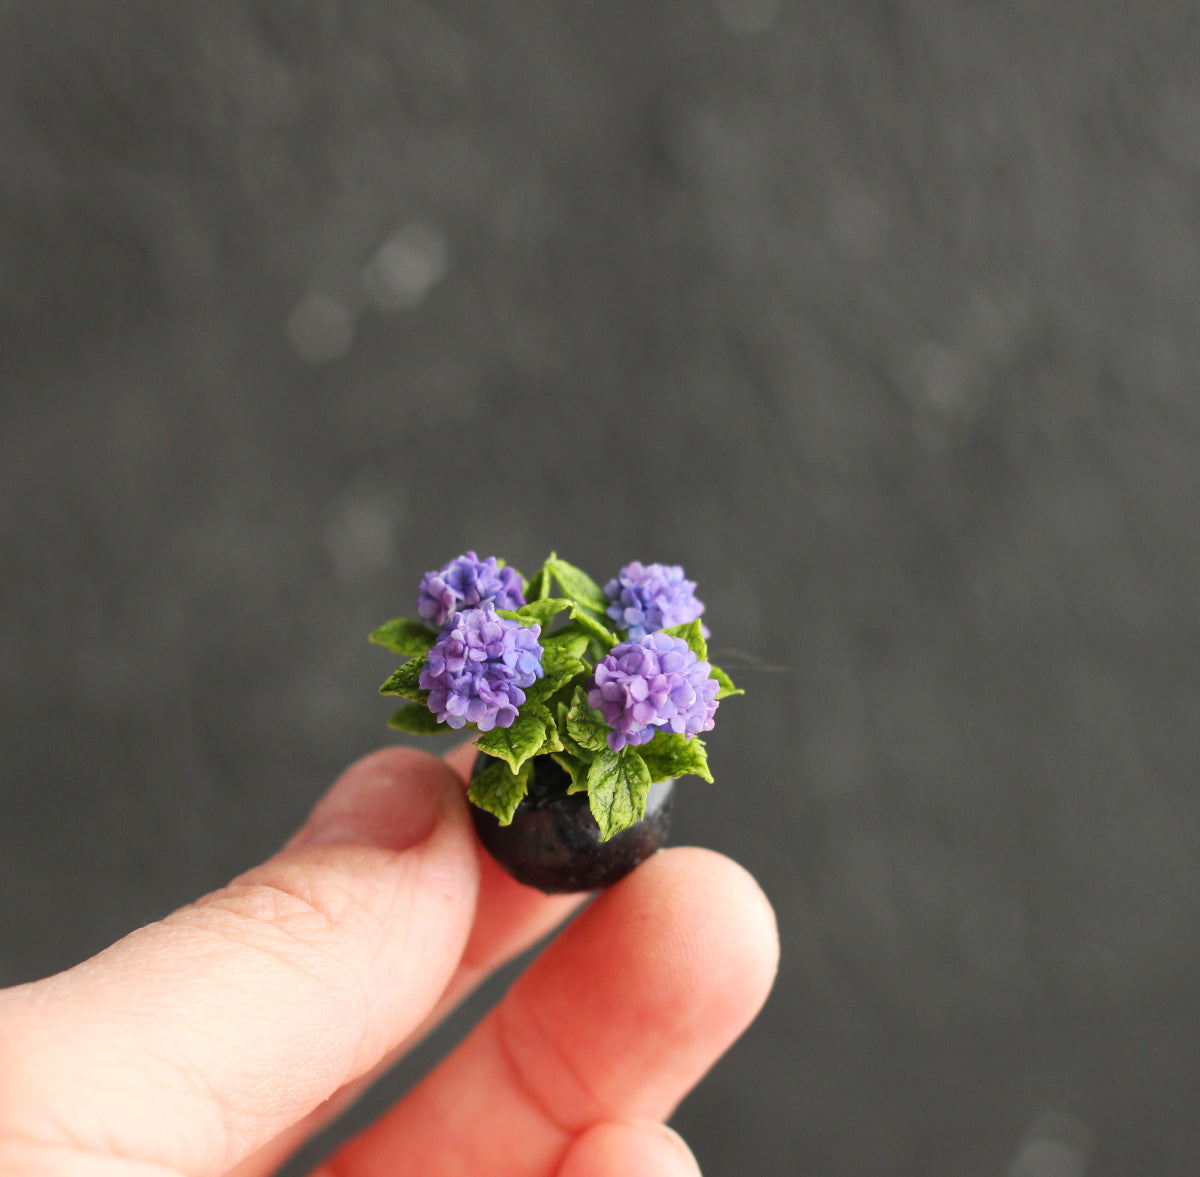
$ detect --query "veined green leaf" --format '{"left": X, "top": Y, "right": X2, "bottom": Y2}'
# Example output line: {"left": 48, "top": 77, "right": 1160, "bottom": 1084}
{"left": 379, "top": 655, "right": 428, "bottom": 700}
{"left": 525, "top": 564, "right": 550, "bottom": 602}
{"left": 550, "top": 752, "right": 591, "bottom": 794}
{"left": 495, "top": 608, "right": 541, "bottom": 628}
{"left": 567, "top": 602, "right": 619, "bottom": 648}
{"left": 474, "top": 703, "right": 554, "bottom": 773}
{"left": 369, "top": 617, "right": 436, "bottom": 657}
{"left": 468, "top": 759, "right": 531, "bottom": 825}
{"left": 516, "top": 597, "right": 572, "bottom": 626}
{"left": 566, "top": 686, "right": 611, "bottom": 753}
{"left": 387, "top": 704, "right": 445, "bottom": 734}
{"left": 540, "top": 721, "right": 565, "bottom": 755}
{"left": 587, "top": 748, "right": 652, "bottom": 842}
{"left": 540, "top": 627, "right": 591, "bottom": 659}
{"left": 554, "top": 701, "right": 591, "bottom": 763}
{"left": 546, "top": 554, "right": 607, "bottom": 614}
{"left": 637, "top": 731, "right": 714, "bottom": 784}
{"left": 525, "top": 645, "right": 586, "bottom": 705}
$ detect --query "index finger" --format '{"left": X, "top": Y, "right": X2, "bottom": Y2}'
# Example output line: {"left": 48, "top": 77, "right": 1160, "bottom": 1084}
{"left": 222, "top": 743, "right": 591, "bottom": 1177}
{"left": 0, "top": 747, "right": 481, "bottom": 1177}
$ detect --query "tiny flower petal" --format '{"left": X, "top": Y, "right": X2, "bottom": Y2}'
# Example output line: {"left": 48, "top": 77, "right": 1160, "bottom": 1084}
{"left": 588, "top": 632, "right": 720, "bottom": 752}
{"left": 419, "top": 607, "right": 543, "bottom": 730}
{"left": 603, "top": 561, "right": 708, "bottom": 639}
{"left": 417, "top": 552, "right": 526, "bottom": 628}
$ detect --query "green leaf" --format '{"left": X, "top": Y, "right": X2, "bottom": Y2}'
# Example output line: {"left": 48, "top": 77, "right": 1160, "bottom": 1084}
{"left": 468, "top": 759, "right": 531, "bottom": 825}
{"left": 546, "top": 554, "right": 607, "bottom": 614}
{"left": 637, "top": 731, "right": 714, "bottom": 783}
{"left": 710, "top": 664, "right": 744, "bottom": 699}
{"left": 555, "top": 728, "right": 589, "bottom": 763}
{"left": 495, "top": 609, "right": 541, "bottom": 628}
{"left": 554, "top": 701, "right": 589, "bottom": 762}
{"left": 663, "top": 619, "right": 708, "bottom": 662}
{"left": 475, "top": 703, "right": 554, "bottom": 773}
{"left": 369, "top": 617, "right": 437, "bottom": 657}
{"left": 525, "top": 645, "right": 586, "bottom": 705}
{"left": 587, "top": 748, "right": 652, "bottom": 842}
{"left": 550, "top": 751, "right": 590, "bottom": 794}
{"left": 387, "top": 704, "right": 445, "bottom": 734}
{"left": 566, "top": 686, "right": 611, "bottom": 753}
{"left": 541, "top": 721, "right": 565, "bottom": 755}
{"left": 525, "top": 564, "right": 550, "bottom": 602}
{"left": 516, "top": 597, "right": 572, "bottom": 626}
{"left": 567, "top": 602, "right": 619, "bottom": 648}
{"left": 379, "top": 655, "right": 428, "bottom": 700}
{"left": 542, "top": 642, "right": 587, "bottom": 679}
{"left": 540, "top": 627, "right": 591, "bottom": 659}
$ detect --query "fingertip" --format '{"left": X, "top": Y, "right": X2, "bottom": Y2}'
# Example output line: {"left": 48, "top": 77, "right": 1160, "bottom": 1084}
{"left": 557, "top": 1121, "right": 702, "bottom": 1177}
{"left": 581, "top": 846, "right": 780, "bottom": 1030}
{"left": 294, "top": 745, "right": 470, "bottom": 848}
{"left": 341, "top": 743, "right": 470, "bottom": 794}
{"left": 443, "top": 739, "right": 479, "bottom": 782}
{"left": 487, "top": 844, "right": 778, "bottom": 1130}
{"left": 638, "top": 846, "right": 780, "bottom": 1011}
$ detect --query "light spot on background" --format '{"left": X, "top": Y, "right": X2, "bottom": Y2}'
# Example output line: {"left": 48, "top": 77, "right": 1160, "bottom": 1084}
{"left": 1152, "top": 84, "right": 1200, "bottom": 172}
{"left": 909, "top": 342, "right": 974, "bottom": 416}
{"left": 1008, "top": 1113, "right": 1092, "bottom": 1177}
{"left": 827, "top": 184, "right": 890, "bottom": 258}
{"left": 284, "top": 287, "right": 359, "bottom": 364}
{"left": 323, "top": 493, "right": 399, "bottom": 581}
{"left": 362, "top": 221, "right": 449, "bottom": 312}
{"left": 714, "top": 0, "right": 782, "bottom": 35}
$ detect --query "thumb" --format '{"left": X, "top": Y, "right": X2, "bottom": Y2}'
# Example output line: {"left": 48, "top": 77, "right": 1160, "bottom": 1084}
{"left": 0, "top": 747, "right": 480, "bottom": 1177}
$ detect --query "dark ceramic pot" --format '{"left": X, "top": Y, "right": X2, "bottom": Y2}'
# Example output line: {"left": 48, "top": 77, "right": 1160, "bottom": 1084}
{"left": 470, "top": 752, "right": 675, "bottom": 893}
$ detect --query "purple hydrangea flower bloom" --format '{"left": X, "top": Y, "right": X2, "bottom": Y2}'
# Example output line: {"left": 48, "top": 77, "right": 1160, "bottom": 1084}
{"left": 587, "top": 632, "right": 719, "bottom": 752}
{"left": 417, "top": 552, "right": 525, "bottom": 629}
{"left": 603, "top": 561, "right": 708, "bottom": 639}
{"left": 419, "top": 607, "right": 544, "bottom": 731}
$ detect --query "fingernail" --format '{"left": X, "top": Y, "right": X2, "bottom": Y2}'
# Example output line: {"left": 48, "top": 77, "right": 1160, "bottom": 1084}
{"left": 615, "top": 1121, "right": 702, "bottom": 1175}
{"left": 295, "top": 751, "right": 446, "bottom": 850}
{"left": 645, "top": 1123, "right": 701, "bottom": 1174}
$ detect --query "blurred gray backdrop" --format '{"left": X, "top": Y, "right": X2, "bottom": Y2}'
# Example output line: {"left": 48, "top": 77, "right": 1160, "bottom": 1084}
{"left": 4, "top": 3, "right": 1200, "bottom": 1175}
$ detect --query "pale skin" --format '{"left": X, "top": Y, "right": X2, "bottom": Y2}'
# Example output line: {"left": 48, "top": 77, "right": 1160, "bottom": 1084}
{"left": 0, "top": 743, "right": 779, "bottom": 1177}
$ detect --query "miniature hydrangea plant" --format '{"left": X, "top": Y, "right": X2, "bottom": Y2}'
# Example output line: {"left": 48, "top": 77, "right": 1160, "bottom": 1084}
{"left": 370, "top": 552, "right": 742, "bottom": 867}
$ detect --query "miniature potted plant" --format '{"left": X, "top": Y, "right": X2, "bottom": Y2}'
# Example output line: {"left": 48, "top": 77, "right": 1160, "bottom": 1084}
{"left": 370, "top": 552, "right": 741, "bottom": 892}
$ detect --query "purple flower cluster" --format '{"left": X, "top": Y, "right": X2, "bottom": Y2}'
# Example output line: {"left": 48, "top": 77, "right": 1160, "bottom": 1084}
{"left": 587, "top": 632, "right": 719, "bottom": 752}
{"left": 603, "top": 561, "right": 707, "bottom": 639}
{"left": 420, "top": 608, "right": 544, "bottom": 731}
{"left": 417, "top": 552, "right": 525, "bottom": 629}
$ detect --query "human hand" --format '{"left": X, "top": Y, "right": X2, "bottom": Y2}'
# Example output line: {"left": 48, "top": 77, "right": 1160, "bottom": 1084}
{"left": 0, "top": 744, "right": 778, "bottom": 1177}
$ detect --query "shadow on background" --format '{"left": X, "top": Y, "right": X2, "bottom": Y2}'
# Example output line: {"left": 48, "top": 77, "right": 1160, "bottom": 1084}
{"left": 3, "top": 4, "right": 1200, "bottom": 1175}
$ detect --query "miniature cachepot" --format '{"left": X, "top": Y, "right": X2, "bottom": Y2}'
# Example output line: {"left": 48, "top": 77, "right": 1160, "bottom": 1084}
{"left": 370, "top": 552, "right": 741, "bottom": 893}
{"left": 470, "top": 751, "right": 676, "bottom": 892}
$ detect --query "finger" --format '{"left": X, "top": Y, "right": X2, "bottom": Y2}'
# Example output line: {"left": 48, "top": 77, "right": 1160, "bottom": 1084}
{"left": 368, "top": 740, "right": 585, "bottom": 1062}
{"left": 0, "top": 747, "right": 480, "bottom": 1177}
{"left": 556, "top": 1121, "right": 701, "bottom": 1177}
{"left": 325, "top": 846, "right": 779, "bottom": 1177}
{"left": 226, "top": 744, "right": 589, "bottom": 1177}
{"left": 435, "top": 741, "right": 586, "bottom": 998}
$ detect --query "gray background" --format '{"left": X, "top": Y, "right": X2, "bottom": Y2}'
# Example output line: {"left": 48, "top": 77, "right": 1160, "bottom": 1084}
{"left": 3, "top": 3, "right": 1200, "bottom": 1174}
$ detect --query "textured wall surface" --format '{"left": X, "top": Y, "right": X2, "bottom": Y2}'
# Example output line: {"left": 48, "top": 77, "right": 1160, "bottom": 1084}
{"left": 4, "top": 3, "right": 1200, "bottom": 1174}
